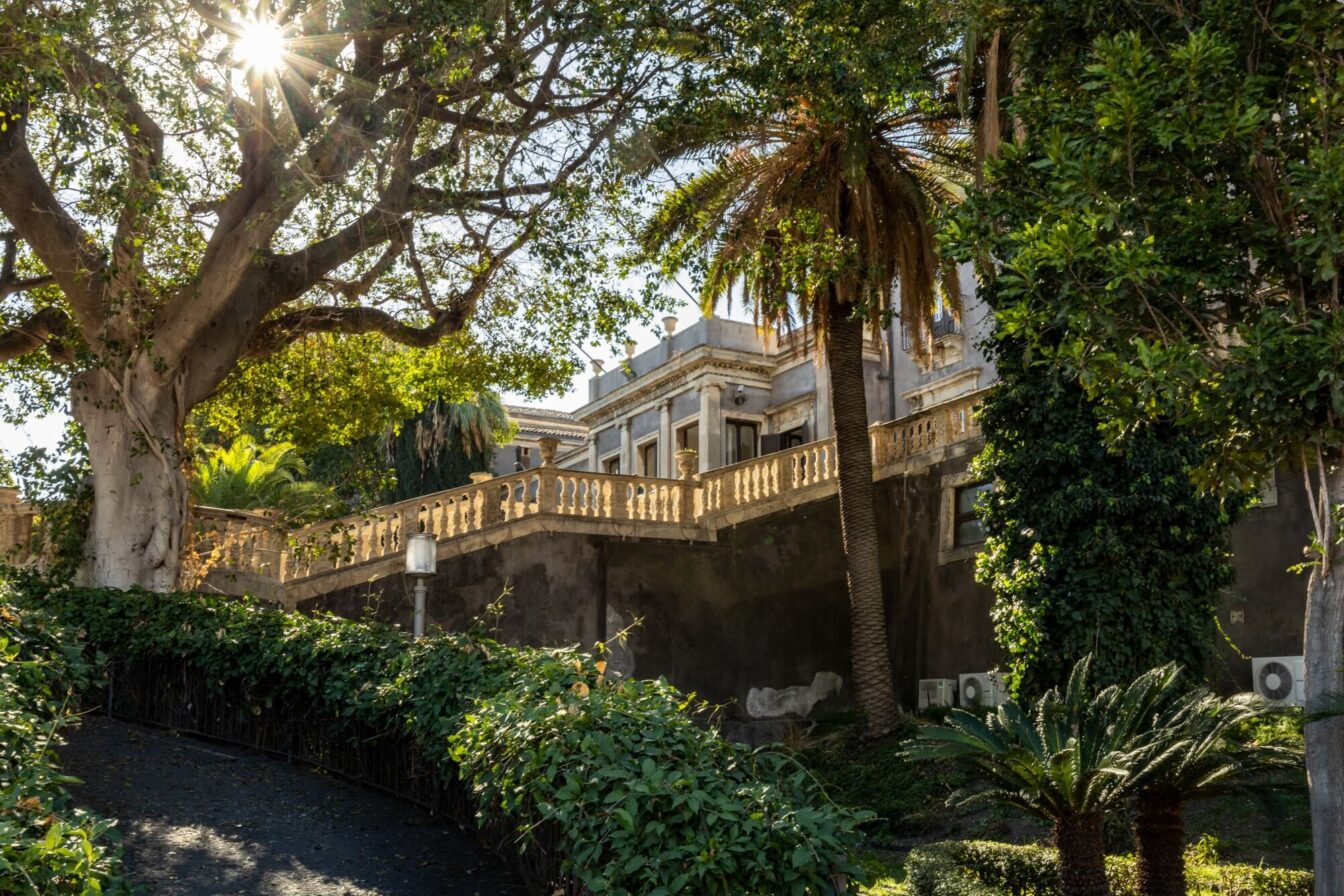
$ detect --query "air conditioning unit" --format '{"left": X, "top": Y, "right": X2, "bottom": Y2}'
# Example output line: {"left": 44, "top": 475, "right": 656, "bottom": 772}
{"left": 918, "top": 679, "right": 956, "bottom": 710}
{"left": 959, "top": 672, "right": 1005, "bottom": 709}
{"left": 1251, "top": 656, "right": 1305, "bottom": 707}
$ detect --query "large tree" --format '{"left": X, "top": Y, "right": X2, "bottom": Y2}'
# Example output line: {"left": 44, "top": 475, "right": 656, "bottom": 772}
{"left": 635, "top": 0, "right": 968, "bottom": 732}
{"left": 0, "top": 0, "right": 683, "bottom": 589}
{"left": 950, "top": 0, "right": 1344, "bottom": 888}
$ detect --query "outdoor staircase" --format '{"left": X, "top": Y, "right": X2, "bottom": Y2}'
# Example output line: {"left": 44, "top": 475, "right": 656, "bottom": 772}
{"left": 3, "top": 390, "right": 986, "bottom": 607}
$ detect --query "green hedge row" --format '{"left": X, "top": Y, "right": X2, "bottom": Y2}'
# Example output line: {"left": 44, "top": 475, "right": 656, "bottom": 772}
{"left": 0, "top": 597, "right": 129, "bottom": 895}
{"left": 33, "top": 584, "right": 868, "bottom": 895}
{"left": 905, "top": 841, "right": 1312, "bottom": 896}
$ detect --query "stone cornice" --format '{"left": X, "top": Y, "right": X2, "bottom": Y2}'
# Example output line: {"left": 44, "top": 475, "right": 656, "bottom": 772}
{"left": 576, "top": 345, "right": 775, "bottom": 428}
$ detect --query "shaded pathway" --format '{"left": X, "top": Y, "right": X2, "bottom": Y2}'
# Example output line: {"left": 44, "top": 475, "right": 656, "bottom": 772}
{"left": 60, "top": 716, "right": 524, "bottom": 896}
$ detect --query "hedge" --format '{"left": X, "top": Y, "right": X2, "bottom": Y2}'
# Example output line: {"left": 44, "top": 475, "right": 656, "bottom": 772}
{"left": 26, "top": 583, "right": 869, "bottom": 895}
{"left": 0, "top": 598, "right": 129, "bottom": 895}
{"left": 905, "top": 841, "right": 1312, "bottom": 896}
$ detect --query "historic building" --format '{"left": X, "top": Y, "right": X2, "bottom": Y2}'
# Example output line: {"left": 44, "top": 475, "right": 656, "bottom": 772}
{"left": 500, "top": 266, "right": 994, "bottom": 480}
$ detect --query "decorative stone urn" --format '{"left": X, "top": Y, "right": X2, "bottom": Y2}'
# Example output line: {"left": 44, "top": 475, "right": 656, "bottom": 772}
{"left": 675, "top": 448, "right": 699, "bottom": 480}
{"left": 538, "top": 437, "right": 560, "bottom": 467}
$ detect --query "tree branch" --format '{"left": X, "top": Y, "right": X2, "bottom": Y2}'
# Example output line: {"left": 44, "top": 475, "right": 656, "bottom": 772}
{"left": 0, "top": 306, "right": 73, "bottom": 362}
{"left": 0, "top": 107, "right": 106, "bottom": 330}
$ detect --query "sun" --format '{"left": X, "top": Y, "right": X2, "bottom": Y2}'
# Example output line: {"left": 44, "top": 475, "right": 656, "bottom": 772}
{"left": 233, "top": 20, "right": 286, "bottom": 72}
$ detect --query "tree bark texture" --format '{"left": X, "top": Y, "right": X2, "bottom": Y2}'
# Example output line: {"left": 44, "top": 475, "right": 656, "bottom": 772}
{"left": 1305, "top": 461, "right": 1344, "bottom": 896}
{"left": 825, "top": 297, "right": 900, "bottom": 733}
{"left": 1054, "top": 812, "right": 1110, "bottom": 896}
{"left": 71, "top": 368, "right": 188, "bottom": 591}
{"left": 1134, "top": 790, "right": 1186, "bottom": 896}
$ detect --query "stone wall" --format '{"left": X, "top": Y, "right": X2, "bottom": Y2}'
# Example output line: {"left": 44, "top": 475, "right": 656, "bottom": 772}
{"left": 300, "top": 453, "right": 1312, "bottom": 720}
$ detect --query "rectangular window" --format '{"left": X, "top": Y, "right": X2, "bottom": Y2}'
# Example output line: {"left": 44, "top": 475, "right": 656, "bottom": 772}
{"left": 639, "top": 441, "right": 658, "bottom": 477}
{"left": 677, "top": 423, "right": 699, "bottom": 452}
{"left": 725, "top": 420, "right": 759, "bottom": 465}
{"left": 514, "top": 445, "right": 532, "bottom": 471}
{"left": 602, "top": 456, "right": 620, "bottom": 475}
{"left": 953, "top": 481, "right": 993, "bottom": 547}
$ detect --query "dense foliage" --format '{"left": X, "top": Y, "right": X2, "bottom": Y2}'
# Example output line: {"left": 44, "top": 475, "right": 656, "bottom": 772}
{"left": 26, "top": 583, "right": 869, "bottom": 895}
{"left": 904, "top": 841, "right": 1313, "bottom": 896}
{"left": 0, "top": 592, "right": 128, "bottom": 894}
{"left": 948, "top": 1, "right": 1344, "bottom": 885}
{"left": 971, "top": 342, "right": 1243, "bottom": 697}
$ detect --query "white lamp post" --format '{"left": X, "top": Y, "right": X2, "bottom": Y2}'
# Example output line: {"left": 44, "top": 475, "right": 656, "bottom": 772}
{"left": 405, "top": 532, "right": 437, "bottom": 638}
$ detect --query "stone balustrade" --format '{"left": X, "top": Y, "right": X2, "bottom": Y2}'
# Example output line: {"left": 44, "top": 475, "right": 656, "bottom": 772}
{"left": 0, "top": 486, "right": 35, "bottom": 563}
{"left": 0, "top": 389, "right": 987, "bottom": 601}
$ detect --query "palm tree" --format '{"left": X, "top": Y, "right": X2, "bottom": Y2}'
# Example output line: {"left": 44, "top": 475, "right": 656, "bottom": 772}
{"left": 636, "top": 91, "right": 968, "bottom": 733}
{"left": 191, "top": 436, "right": 340, "bottom": 522}
{"left": 385, "top": 394, "right": 512, "bottom": 502}
{"left": 902, "top": 660, "right": 1185, "bottom": 896}
{"left": 1127, "top": 687, "right": 1299, "bottom": 896}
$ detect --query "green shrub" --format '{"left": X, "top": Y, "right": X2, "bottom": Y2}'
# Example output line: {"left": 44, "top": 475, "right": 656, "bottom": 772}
{"left": 0, "top": 597, "right": 129, "bottom": 894}
{"left": 31, "top": 584, "right": 869, "bottom": 895}
{"left": 904, "top": 841, "right": 1312, "bottom": 896}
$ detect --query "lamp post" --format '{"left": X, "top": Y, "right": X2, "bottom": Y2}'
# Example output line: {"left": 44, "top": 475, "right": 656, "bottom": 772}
{"left": 405, "top": 533, "right": 437, "bottom": 639}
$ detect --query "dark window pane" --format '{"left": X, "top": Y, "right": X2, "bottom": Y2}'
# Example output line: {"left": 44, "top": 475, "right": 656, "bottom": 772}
{"left": 955, "top": 519, "right": 986, "bottom": 547}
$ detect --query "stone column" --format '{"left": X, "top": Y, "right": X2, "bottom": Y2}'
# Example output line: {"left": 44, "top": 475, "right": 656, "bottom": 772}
{"left": 658, "top": 400, "right": 673, "bottom": 478}
{"left": 536, "top": 437, "right": 559, "bottom": 511}
{"left": 697, "top": 381, "right": 724, "bottom": 472}
{"left": 814, "top": 356, "right": 833, "bottom": 439}
{"left": 619, "top": 419, "right": 632, "bottom": 475}
{"left": 586, "top": 432, "right": 600, "bottom": 473}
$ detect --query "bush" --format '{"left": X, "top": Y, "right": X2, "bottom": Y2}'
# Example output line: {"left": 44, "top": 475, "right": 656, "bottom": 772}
{"left": 904, "top": 841, "right": 1312, "bottom": 896}
{"left": 30, "top": 584, "right": 869, "bottom": 895}
{"left": 0, "top": 596, "right": 129, "bottom": 894}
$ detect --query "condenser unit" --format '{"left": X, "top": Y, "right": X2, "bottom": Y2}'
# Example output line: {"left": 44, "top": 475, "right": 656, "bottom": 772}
{"left": 1251, "top": 656, "right": 1305, "bottom": 707}
{"left": 918, "top": 679, "right": 956, "bottom": 710}
{"left": 958, "top": 672, "right": 1005, "bottom": 710}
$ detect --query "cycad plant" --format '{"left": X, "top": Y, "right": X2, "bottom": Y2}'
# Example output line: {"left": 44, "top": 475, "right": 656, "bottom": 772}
{"left": 191, "top": 436, "right": 340, "bottom": 522}
{"left": 1128, "top": 688, "right": 1299, "bottom": 896}
{"left": 902, "top": 661, "right": 1180, "bottom": 896}
{"left": 904, "top": 658, "right": 1302, "bottom": 896}
{"left": 634, "top": 15, "right": 969, "bottom": 732}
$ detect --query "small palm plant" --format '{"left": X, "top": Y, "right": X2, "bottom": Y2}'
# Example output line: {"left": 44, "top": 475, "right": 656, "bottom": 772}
{"left": 902, "top": 660, "right": 1185, "bottom": 896}
{"left": 191, "top": 436, "right": 340, "bottom": 522}
{"left": 1127, "top": 687, "right": 1299, "bottom": 896}
{"left": 904, "top": 658, "right": 1303, "bottom": 896}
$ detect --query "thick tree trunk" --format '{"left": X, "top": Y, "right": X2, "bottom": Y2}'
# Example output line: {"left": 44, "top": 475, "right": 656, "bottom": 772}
{"left": 71, "top": 368, "right": 188, "bottom": 590}
{"left": 1054, "top": 812, "right": 1110, "bottom": 896}
{"left": 1305, "top": 460, "right": 1344, "bottom": 896}
{"left": 826, "top": 299, "right": 900, "bottom": 733}
{"left": 1134, "top": 790, "right": 1186, "bottom": 896}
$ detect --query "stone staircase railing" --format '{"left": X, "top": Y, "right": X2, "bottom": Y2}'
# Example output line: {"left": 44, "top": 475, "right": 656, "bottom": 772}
{"left": 1, "top": 389, "right": 987, "bottom": 602}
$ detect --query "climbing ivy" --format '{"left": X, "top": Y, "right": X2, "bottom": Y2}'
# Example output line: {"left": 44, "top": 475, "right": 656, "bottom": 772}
{"left": 970, "top": 338, "right": 1246, "bottom": 697}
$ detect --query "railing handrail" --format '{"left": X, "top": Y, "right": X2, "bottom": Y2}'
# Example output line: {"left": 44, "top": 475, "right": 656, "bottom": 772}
{"left": 183, "top": 390, "right": 987, "bottom": 591}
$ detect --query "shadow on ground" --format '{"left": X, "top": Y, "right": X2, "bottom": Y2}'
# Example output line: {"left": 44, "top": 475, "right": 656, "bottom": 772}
{"left": 59, "top": 715, "right": 525, "bottom": 896}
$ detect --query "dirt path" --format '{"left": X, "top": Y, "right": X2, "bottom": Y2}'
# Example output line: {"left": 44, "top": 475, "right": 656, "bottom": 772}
{"left": 59, "top": 715, "right": 524, "bottom": 896}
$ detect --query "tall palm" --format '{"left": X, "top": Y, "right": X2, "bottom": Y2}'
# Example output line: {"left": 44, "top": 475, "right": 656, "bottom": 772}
{"left": 1127, "top": 688, "right": 1299, "bottom": 896}
{"left": 638, "top": 101, "right": 968, "bottom": 733}
{"left": 903, "top": 660, "right": 1184, "bottom": 896}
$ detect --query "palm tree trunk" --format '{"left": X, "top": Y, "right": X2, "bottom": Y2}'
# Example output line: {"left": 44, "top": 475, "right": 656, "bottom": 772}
{"left": 1134, "top": 790, "right": 1186, "bottom": 896}
{"left": 1054, "top": 812, "right": 1110, "bottom": 896}
{"left": 826, "top": 293, "right": 900, "bottom": 733}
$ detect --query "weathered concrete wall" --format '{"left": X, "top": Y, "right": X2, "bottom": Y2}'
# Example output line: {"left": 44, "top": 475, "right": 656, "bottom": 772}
{"left": 301, "top": 453, "right": 1311, "bottom": 716}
